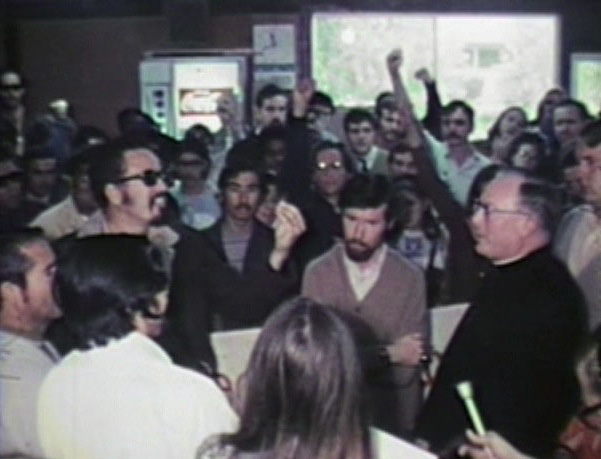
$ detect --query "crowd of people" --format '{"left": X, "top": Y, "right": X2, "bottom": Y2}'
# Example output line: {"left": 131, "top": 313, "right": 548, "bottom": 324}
{"left": 1, "top": 43, "right": 601, "bottom": 458}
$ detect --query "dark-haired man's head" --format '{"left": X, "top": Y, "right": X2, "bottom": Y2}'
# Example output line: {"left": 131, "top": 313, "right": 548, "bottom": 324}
{"left": 175, "top": 141, "right": 211, "bottom": 185}
{"left": 339, "top": 174, "right": 392, "bottom": 262}
{"left": 184, "top": 124, "right": 215, "bottom": 151}
{"left": 388, "top": 147, "right": 417, "bottom": 180}
{"left": 23, "top": 147, "right": 57, "bottom": 200}
{"left": 64, "top": 145, "right": 100, "bottom": 216}
{"left": 218, "top": 161, "right": 266, "bottom": 224}
{"left": 0, "top": 152, "right": 23, "bottom": 212}
{"left": 0, "top": 229, "right": 60, "bottom": 339}
{"left": 88, "top": 138, "right": 169, "bottom": 233}
{"left": 344, "top": 109, "right": 378, "bottom": 158}
{"left": 258, "top": 125, "right": 288, "bottom": 175}
{"left": 441, "top": 100, "right": 474, "bottom": 147}
{"left": 553, "top": 99, "right": 591, "bottom": 148}
{"left": 576, "top": 120, "right": 601, "bottom": 212}
{"left": 560, "top": 140, "right": 584, "bottom": 204}
{"left": 254, "top": 84, "right": 289, "bottom": 131}
{"left": 307, "top": 91, "right": 335, "bottom": 134}
{"left": 117, "top": 108, "right": 157, "bottom": 135}
{"left": 376, "top": 99, "right": 406, "bottom": 145}
{"left": 56, "top": 235, "right": 169, "bottom": 347}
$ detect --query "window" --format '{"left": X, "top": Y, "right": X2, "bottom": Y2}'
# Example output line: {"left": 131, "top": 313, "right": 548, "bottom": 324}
{"left": 311, "top": 13, "right": 559, "bottom": 138}
{"left": 571, "top": 53, "right": 601, "bottom": 118}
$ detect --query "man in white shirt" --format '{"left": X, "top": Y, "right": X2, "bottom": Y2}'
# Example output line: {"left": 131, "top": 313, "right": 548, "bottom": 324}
{"left": 37, "top": 235, "right": 237, "bottom": 459}
{"left": 0, "top": 228, "right": 61, "bottom": 458}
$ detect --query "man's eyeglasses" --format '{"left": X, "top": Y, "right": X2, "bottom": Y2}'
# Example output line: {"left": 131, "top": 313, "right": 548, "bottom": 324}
{"left": 114, "top": 170, "right": 174, "bottom": 188}
{"left": 316, "top": 160, "right": 343, "bottom": 172}
{"left": 471, "top": 200, "right": 531, "bottom": 219}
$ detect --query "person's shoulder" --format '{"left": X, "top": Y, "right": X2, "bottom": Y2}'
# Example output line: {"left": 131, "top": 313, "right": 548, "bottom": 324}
{"left": 374, "top": 146, "right": 389, "bottom": 158}
{"left": 386, "top": 247, "right": 425, "bottom": 280}
{"left": 472, "top": 148, "right": 492, "bottom": 166}
{"left": 0, "top": 332, "right": 56, "bottom": 376}
{"left": 30, "top": 197, "right": 71, "bottom": 223}
{"left": 526, "top": 249, "right": 584, "bottom": 301}
{"left": 559, "top": 204, "right": 597, "bottom": 228}
{"left": 304, "top": 244, "right": 340, "bottom": 275}
{"left": 178, "top": 222, "right": 220, "bottom": 247}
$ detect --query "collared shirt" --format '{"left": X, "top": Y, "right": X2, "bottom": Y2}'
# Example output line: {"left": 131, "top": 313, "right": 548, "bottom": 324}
{"left": 356, "top": 146, "right": 389, "bottom": 175}
{"left": 38, "top": 332, "right": 238, "bottom": 459}
{"left": 30, "top": 196, "right": 91, "bottom": 240}
{"left": 0, "top": 330, "right": 58, "bottom": 458}
{"left": 76, "top": 209, "right": 108, "bottom": 237}
{"left": 425, "top": 131, "right": 491, "bottom": 206}
{"left": 342, "top": 243, "right": 388, "bottom": 301}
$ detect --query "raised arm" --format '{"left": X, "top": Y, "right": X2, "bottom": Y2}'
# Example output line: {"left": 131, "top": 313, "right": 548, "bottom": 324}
{"left": 386, "top": 49, "right": 423, "bottom": 149}
{"left": 415, "top": 67, "right": 443, "bottom": 140}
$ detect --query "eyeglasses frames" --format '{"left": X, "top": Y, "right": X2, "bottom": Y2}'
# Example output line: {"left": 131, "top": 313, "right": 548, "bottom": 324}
{"left": 114, "top": 170, "right": 174, "bottom": 188}
{"left": 471, "top": 200, "right": 531, "bottom": 219}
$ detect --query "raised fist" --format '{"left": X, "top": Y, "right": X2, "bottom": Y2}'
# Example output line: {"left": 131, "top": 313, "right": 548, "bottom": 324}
{"left": 414, "top": 67, "right": 433, "bottom": 84}
{"left": 386, "top": 49, "right": 403, "bottom": 73}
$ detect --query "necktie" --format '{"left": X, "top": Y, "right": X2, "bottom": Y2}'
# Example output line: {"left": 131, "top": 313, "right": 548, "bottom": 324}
{"left": 359, "top": 158, "right": 368, "bottom": 173}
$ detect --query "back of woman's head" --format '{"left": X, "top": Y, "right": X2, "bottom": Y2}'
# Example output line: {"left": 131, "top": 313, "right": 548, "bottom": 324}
{"left": 56, "top": 235, "right": 168, "bottom": 349}
{"left": 233, "top": 297, "right": 371, "bottom": 459}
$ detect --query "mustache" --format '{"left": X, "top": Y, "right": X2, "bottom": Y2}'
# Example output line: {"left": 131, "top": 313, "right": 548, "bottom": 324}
{"left": 346, "top": 239, "right": 369, "bottom": 250}
{"left": 234, "top": 204, "right": 253, "bottom": 212}
{"left": 445, "top": 132, "right": 462, "bottom": 140}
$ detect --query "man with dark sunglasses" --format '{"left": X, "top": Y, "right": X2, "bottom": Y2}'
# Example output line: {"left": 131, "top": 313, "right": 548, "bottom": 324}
{"left": 79, "top": 137, "right": 170, "bottom": 237}
{"left": 0, "top": 70, "right": 27, "bottom": 156}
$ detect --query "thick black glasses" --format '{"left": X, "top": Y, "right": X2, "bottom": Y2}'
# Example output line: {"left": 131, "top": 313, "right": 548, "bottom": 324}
{"left": 115, "top": 170, "right": 174, "bottom": 188}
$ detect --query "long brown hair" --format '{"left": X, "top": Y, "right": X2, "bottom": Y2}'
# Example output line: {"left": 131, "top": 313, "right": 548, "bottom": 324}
{"left": 222, "top": 297, "right": 371, "bottom": 459}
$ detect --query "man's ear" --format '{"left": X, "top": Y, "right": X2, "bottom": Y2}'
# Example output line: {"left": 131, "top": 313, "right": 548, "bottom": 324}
{"left": 386, "top": 216, "right": 397, "bottom": 231}
{"left": 0, "top": 281, "right": 25, "bottom": 312}
{"left": 104, "top": 183, "right": 122, "bottom": 206}
{"left": 517, "top": 213, "right": 538, "bottom": 238}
